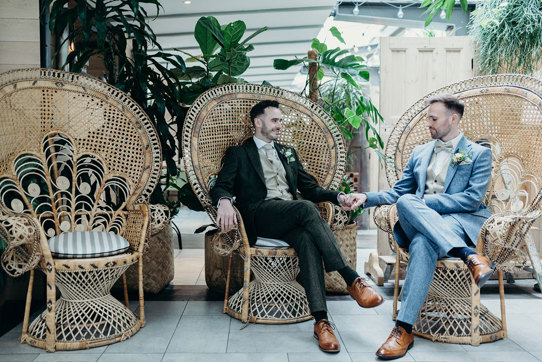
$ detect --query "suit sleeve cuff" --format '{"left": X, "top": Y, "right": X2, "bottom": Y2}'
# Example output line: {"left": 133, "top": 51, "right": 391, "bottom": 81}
{"left": 337, "top": 192, "right": 346, "bottom": 206}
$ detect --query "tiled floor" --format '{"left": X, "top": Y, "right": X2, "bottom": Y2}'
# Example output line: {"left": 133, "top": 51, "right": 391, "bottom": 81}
{"left": 1, "top": 214, "right": 542, "bottom": 361}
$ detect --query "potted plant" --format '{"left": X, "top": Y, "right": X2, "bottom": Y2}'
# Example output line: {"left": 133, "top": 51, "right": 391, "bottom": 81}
{"left": 468, "top": 0, "right": 542, "bottom": 75}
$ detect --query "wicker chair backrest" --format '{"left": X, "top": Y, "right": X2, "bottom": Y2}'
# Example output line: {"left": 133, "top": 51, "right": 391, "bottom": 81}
{"left": 182, "top": 84, "right": 346, "bottom": 211}
{"left": 0, "top": 68, "right": 161, "bottom": 238}
{"left": 385, "top": 74, "right": 542, "bottom": 215}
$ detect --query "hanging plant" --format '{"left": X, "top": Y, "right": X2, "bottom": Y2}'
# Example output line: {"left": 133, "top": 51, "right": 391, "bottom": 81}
{"left": 469, "top": 0, "right": 542, "bottom": 75}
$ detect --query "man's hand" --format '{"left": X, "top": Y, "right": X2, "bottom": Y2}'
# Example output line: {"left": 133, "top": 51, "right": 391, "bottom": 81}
{"left": 339, "top": 193, "right": 367, "bottom": 211}
{"left": 216, "top": 198, "right": 237, "bottom": 232}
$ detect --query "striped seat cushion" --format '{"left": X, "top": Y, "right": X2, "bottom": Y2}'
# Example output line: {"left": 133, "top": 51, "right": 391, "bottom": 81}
{"left": 48, "top": 231, "right": 130, "bottom": 259}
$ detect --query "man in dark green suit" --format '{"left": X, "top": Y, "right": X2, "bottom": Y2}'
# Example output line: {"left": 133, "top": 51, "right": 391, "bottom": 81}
{"left": 211, "top": 100, "right": 383, "bottom": 353}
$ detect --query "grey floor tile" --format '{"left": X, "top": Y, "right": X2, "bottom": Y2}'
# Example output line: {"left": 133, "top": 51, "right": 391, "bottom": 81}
{"left": 229, "top": 318, "right": 314, "bottom": 334}
{"left": 531, "top": 352, "right": 542, "bottom": 361}
{"left": 183, "top": 301, "right": 225, "bottom": 316}
{"left": 406, "top": 337, "right": 466, "bottom": 352}
{"left": 0, "top": 354, "right": 39, "bottom": 362}
{"left": 227, "top": 331, "right": 329, "bottom": 353}
{"left": 331, "top": 315, "right": 395, "bottom": 353}
{"left": 163, "top": 353, "right": 288, "bottom": 362}
{"left": 461, "top": 338, "right": 525, "bottom": 352}
{"left": 287, "top": 351, "right": 353, "bottom": 361}
{"left": 98, "top": 353, "right": 163, "bottom": 361}
{"left": 327, "top": 299, "right": 379, "bottom": 316}
{"left": 408, "top": 351, "right": 474, "bottom": 361}
{"left": 504, "top": 314, "right": 542, "bottom": 351}
{"left": 167, "top": 315, "right": 230, "bottom": 353}
{"left": 33, "top": 353, "right": 101, "bottom": 361}
{"left": 104, "top": 301, "right": 186, "bottom": 353}
{"left": 466, "top": 351, "right": 541, "bottom": 362}
{"left": 350, "top": 352, "right": 414, "bottom": 361}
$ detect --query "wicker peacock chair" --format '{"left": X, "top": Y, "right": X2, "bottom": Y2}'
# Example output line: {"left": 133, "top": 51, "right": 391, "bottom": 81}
{"left": 373, "top": 74, "right": 542, "bottom": 345}
{"left": 182, "top": 84, "right": 347, "bottom": 324}
{"left": 0, "top": 68, "right": 163, "bottom": 351}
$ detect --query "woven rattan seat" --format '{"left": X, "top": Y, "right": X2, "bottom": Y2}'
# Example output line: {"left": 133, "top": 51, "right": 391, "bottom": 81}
{"left": 0, "top": 68, "right": 162, "bottom": 351}
{"left": 182, "top": 84, "right": 346, "bottom": 324}
{"left": 373, "top": 74, "right": 542, "bottom": 345}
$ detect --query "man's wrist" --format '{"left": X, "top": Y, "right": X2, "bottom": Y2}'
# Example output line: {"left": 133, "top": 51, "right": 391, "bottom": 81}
{"left": 217, "top": 197, "right": 233, "bottom": 208}
{"left": 337, "top": 192, "right": 346, "bottom": 206}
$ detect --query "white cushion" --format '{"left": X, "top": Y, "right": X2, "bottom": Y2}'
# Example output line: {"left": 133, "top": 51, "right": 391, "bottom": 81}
{"left": 48, "top": 231, "right": 130, "bottom": 259}
{"left": 254, "top": 237, "right": 290, "bottom": 249}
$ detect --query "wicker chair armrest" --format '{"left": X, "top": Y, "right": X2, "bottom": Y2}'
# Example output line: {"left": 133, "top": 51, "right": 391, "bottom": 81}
{"left": 327, "top": 203, "right": 351, "bottom": 229}
{"left": 148, "top": 204, "right": 171, "bottom": 236}
{"left": 479, "top": 209, "right": 542, "bottom": 271}
{"left": 124, "top": 204, "right": 150, "bottom": 254}
{"left": 204, "top": 205, "right": 247, "bottom": 256}
{"left": 0, "top": 213, "right": 43, "bottom": 277}
{"left": 317, "top": 202, "right": 334, "bottom": 226}
{"left": 373, "top": 204, "right": 398, "bottom": 233}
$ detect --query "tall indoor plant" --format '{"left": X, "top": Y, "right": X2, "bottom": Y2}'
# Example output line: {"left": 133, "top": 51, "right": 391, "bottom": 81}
{"left": 469, "top": 0, "right": 542, "bottom": 75}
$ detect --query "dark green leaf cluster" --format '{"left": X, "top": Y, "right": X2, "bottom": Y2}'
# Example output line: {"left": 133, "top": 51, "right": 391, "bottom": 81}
{"left": 420, "top": 0, "right": 468, "bottom": 27}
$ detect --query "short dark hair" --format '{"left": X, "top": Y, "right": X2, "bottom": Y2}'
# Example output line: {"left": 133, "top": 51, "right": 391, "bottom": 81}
{"left": 426, "top": 93, "right": 464, "bottom": 119}
{"left": 250, "top": 100, "right": 280, "bottom": 125}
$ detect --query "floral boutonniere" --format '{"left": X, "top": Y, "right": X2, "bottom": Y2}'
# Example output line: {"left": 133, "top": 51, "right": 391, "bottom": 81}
{"left": 451, "top": 150, "right": 472, "bottom": 166}
{"left": 280, "top": 147, "right": 296, "bottom": 164}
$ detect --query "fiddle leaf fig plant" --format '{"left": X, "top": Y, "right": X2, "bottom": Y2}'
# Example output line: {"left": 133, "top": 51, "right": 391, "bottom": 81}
{"left": 273, "top": 27, "right": 384, "bottom": 158}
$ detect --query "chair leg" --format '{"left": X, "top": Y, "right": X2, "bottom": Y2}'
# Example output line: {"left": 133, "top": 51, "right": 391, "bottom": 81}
{"left": 240, "top": 254, "right": 252, "bottom": 323}
{"left": 122, "top": 274, "right": 130, "bottom": 309}
{"left": 223, "top": 253, "right": 233, "bottom": 314}
{"left": 138, "top": 255, "right": 145, "bottom": 327}
{"left": 470, "top": 275, "right": 481, "bottom": 346}
{"left": 392, "top": 252, "right": 400, "bottom": 321}
{"left": 498, "top": 270, "right": 507, "bottom": 337}
{"left": 21, "top": 269, "right": 35, "bottom": 343}
{"left": 44, "top": 265, "right": 56, "bottom": 352}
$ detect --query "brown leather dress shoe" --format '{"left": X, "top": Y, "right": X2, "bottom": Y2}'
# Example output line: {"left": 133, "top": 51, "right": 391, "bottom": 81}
{"left": 376, "top": 325, "right": 414, "bottom": 360}
{"left": 466, "top": 254, "right": 494, "bottom": 287}
{"left": 347, "top": 277, "right": 384, "bottom": 308}
{"left": 313, "top": 319, "right": 340, "bottom": 353}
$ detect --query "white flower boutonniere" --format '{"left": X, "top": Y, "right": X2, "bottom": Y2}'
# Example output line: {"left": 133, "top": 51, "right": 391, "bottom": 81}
{"left": 280, "top": 148, "right": 295, "bottom": 164}
{"left": 451, "top": 150, "right": 472, "bottom": 166}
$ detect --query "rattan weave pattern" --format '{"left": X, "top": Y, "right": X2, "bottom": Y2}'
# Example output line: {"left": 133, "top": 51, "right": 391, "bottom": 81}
{"left": 182, "top": 84, "right": 346, "bottom": 324}
{"left": 374, "top": 74, "right": 542, "bottom": 345}
{"left": 0, "top": 68, "right": 160, "bottom": 351}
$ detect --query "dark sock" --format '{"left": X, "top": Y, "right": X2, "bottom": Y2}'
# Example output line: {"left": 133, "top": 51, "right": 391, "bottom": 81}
{"left": 449, "top": 247, "right": 476, "bottom": 263}
{"left": 338, "top": 266, "right": 359, "bottom": 286}
{"left": 396, "top": 320, "right": 413, "bottom": 334}
{"left": 312, "top": 310, "right": 328, "bottom": 323}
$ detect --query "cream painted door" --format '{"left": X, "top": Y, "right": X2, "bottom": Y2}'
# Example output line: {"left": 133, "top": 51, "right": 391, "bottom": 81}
{"left": 365, "top": 36, "right": 475, "bottom": 285}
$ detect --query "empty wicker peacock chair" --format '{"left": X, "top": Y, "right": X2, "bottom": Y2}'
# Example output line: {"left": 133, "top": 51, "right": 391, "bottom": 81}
{"left": 0, "top": 68, "right": 162, "bottom": 351}
{"left": 373, "top": 74, "right": 542, "bottom": 345}
{"left": 182, "top": 84, "right": 346, "bottom": 324}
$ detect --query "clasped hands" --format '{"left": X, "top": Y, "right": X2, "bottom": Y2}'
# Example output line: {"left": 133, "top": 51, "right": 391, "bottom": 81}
{"left": 216, "top": 193, "right": 367, "bottom": 232}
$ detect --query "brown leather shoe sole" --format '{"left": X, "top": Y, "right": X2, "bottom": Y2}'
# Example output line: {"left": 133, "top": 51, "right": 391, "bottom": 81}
{"left": 476, "top": 261, "right": 495, "bottom": 288}
{"left": 351, "top": 294, "right": 385, "bottom": 308}
{"left": 376, "top": 340, "right": 414, "bottom": 360}
{"left": 313, "top": 333, "right": 340, "bottom": 353}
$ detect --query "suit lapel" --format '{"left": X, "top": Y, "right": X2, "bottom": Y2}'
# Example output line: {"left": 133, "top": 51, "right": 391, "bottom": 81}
{"left": 443, "top": 135, "right": 468, "bottom": 193}
{"left": 275, "top": 143, "right": 296, "bottom": 192}
{"left": 417, "top": 142, "right": 435, "bottom": 196}
{"left": 244, "top": 138, "right": 266, "bottom": 186}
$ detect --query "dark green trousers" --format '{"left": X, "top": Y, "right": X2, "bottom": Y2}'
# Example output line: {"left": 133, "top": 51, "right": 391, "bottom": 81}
{"left": 254, "top": 199, "right": 348, "bottom": 313}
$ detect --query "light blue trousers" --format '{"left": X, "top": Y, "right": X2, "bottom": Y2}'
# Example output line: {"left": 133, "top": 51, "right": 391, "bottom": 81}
{"left": 394, "top": 194, "right": 470, "bottom": 325}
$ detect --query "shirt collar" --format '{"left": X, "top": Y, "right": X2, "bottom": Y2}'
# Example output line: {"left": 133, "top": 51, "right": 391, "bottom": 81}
{"left": 253, "top": 136, "right": 274, "bottom": 150}
{"left": 438, "top": 132, "right": 463, "bottom": 151}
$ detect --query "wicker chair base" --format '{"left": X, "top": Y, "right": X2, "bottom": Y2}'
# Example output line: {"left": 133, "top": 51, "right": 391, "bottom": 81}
{"left": 411, "top": 259, "right": 505, "bottom": 346}
{"left": 23, "top": 263, "right": 141, "bottom": 351}
{"left": 226, "top": 253, "right": 311, "bottom": 324}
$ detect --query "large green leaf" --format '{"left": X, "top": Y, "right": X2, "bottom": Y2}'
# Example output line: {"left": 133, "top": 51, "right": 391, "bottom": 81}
{"left": 199, "top": 16, "right": 224, "bottom": 47}
{"left": 329, "top": 26, "right": 346, "bottom": 44}
{"left": 273, "top": 58, "right": 307, "bottom": 70}
{"left": 194, "top": 16, "right": 220, "bottom": 60}
{"left": 223, "top": 20, "right": 246, "bottom": 50}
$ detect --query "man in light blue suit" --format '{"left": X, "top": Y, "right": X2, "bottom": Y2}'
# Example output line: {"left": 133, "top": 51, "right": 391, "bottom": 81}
{"left": 351, "top": 94, "right": 494, "bottom": 360}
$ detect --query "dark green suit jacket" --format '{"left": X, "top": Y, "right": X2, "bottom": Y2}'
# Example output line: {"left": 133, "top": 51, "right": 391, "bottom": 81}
{"left": 210, "top": 138, "right": 340, "bottom": 245}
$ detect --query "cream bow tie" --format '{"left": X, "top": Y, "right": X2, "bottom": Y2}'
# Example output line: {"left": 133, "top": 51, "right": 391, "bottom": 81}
{"left": 434, "top": 140, "right": 454, "bottom": 154}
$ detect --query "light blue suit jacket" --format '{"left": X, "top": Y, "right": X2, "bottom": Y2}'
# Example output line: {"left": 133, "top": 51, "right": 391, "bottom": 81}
{"left": 365, "top": 135, "right": 492, "bottom": 246}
